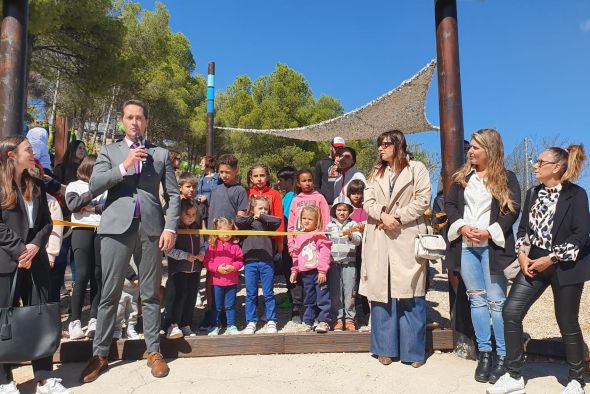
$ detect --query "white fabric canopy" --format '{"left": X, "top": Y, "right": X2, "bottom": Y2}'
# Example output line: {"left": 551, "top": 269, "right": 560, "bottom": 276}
{"left": 216, "top": 59, "right": 439, "bottom": 141}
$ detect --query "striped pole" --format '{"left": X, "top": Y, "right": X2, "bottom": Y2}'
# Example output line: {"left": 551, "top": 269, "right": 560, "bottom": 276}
{"left": 206, "top": 61, "right": 215, "bottom": 156}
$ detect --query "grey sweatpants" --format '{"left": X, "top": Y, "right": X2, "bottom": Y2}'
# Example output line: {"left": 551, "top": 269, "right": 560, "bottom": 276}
{"left": 329, "top": 262, "right": 357, "bottom": 322}
{"left": 116, "top": 284, "right": 139, "bottom": 331}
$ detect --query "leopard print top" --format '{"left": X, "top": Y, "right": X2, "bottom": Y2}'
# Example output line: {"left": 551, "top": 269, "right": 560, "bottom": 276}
{"left": 515, "top": 183, "right": 580, "bottom": 262}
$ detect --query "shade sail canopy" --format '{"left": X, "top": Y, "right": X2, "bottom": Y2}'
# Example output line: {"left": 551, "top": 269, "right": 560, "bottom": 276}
{"left": 216, "top": 59, "right": 439, "bottom": 141}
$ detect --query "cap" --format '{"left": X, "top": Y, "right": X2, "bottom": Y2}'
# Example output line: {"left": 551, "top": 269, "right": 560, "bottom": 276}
{"left": 330, "top": 195, "right": 354, "bottom": 217}
{"left": 332, "top": 136, "right": 345, "bottom": 148}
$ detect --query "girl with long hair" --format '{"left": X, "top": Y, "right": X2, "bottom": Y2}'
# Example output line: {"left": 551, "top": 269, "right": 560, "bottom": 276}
{"left": 446, "top": 129, "right": 521, "bottom": 384}
{"left": 0, "top": 136, "right": 71, "bottom": 393}
{"left": 53, "top": 140, "right": 86, "bottom": 184}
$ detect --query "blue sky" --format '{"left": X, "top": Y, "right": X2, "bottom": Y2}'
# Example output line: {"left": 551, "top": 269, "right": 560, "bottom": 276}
{"left": 139, "top": 0, "right": 590, "bottom": 188}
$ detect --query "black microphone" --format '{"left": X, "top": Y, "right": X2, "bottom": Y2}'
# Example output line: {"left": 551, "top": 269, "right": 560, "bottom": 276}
{"left": 134, "top": 132, "right": 146, "bottom": 164}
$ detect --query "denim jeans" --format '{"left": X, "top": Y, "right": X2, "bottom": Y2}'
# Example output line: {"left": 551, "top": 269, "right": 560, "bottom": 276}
{"left": 244, "top": 261, "right": 277, "bottom": 323}
{"left": 212, "top": 285, "right": 237, "bottom": 327}
{"left": 460, "top": 247, "right": 507, "bottom": 356}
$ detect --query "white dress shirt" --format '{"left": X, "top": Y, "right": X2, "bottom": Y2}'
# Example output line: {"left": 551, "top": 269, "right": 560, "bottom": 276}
{"left": 448, "top": 170, "right": 505, "bottom": 248}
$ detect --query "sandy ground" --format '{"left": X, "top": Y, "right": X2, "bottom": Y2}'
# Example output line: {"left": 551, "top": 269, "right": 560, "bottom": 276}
{"left": 12, "top": 352, "right": 588, "bottom": 394}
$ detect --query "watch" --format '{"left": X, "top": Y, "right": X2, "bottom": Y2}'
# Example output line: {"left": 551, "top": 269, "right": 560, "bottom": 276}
{"left": 549, "top": 253, "right": 559, "bottom": 264}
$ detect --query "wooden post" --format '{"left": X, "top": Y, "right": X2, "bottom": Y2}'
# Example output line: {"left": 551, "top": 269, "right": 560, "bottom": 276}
{"left": 206, "top": 61, "right": 215, "bottom": 156}
{"left": 54, "top": 115, "right": 68, "bottom": 165}
{"left": 435, "top": 0, "right": 476, "bottom": 359}
{"left": 0, "top": 0, "right": 29, "bottom": 137}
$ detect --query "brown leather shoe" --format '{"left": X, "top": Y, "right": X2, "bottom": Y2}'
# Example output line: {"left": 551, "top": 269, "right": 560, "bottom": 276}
{"left": 147, "top": 352, "right": 169, "bottom": 378}
{"left": 80, "top": 355, "right": 108, "bottom": 383}
{"left": 411, "top": 361, "right": 425, "bottom": 368}
{"left": 378, "top": 356, "right": 393, "bottom": 365}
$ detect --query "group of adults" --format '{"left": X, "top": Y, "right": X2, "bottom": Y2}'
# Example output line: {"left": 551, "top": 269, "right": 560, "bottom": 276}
{"left": 0, "top": 97, "right": 588, "bottom": 394}
{"left": 352, "top": 128, "right": 588, "bottom": 394}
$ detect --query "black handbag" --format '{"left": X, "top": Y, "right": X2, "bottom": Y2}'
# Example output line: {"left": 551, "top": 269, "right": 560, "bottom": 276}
{"left": 0, "top": 269, "right": 61, "bottom": 363}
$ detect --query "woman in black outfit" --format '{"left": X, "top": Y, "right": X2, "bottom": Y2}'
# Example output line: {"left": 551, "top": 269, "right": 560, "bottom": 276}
{"left": 487, "top": 144, "right": 589, "bottom": 394}
{"left": 0, "top": 136, "right": 71, "bottom": 393}
{"left": 53, "top": 140, "right": 86, "bottom": 185}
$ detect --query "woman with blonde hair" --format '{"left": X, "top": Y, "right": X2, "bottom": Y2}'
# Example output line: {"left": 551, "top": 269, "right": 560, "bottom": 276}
{"left": 359, "top": 130, "right": 432, "bottom": 367}
{"left": 488, "top": 145, "right": 589, "bottom": 394}
{"left": 445, "top": 129, "right": 521, "bottom": 384}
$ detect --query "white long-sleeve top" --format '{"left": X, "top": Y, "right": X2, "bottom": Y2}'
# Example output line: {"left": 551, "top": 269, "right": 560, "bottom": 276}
{"left": 447, "top": 171, "right": 505, "bottom": 248}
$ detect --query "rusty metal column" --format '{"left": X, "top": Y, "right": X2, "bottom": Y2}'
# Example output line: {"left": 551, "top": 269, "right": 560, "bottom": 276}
{"left": 435, "top": 0, "right": 475, "bottom": 359}
{"left": 206, "top": 61, "right": 215, "bottom": 156}
{"left": 0, "top": 0, "right": 29, "bottom": 137}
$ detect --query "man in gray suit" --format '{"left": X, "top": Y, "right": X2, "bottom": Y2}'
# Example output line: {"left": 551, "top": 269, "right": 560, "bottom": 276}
{"left": 80, "top": 99, "right": 180, "bottom": 383}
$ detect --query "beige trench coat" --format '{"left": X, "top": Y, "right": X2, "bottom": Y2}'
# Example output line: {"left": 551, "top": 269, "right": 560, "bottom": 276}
{"left": 358, "top": 160, "right": 432, "bottom": 302}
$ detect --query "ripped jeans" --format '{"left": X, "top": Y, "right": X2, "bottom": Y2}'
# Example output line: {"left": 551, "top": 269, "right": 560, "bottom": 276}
{"left": 460, "top": 247, "right": 507, "bottom": 356}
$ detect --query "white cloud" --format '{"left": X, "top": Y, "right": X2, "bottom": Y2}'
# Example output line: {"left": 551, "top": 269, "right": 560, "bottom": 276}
{"left": 581, "top": 19, "right": 590, "bottom": 32}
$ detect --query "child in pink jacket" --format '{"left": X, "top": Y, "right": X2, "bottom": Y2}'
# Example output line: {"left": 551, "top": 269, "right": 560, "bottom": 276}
{"left": 287, "top": 169, "right": 331, "bottom": 255}
{"left": 289, "top": 205, "right": 332, "bottom": 333}
{"left": 203, "top": 217, "right": 244, "bottom": 335}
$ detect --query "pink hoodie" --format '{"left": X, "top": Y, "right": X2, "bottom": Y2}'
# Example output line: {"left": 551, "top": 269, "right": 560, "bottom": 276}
{"left": 203, "top": 240, "right": 244, "bottom": 286}
{"left": 287, "top": 191, "right": 331, "bottom": 254}
{"left": 291, "top": 233, "right": 332, "bottom": 274}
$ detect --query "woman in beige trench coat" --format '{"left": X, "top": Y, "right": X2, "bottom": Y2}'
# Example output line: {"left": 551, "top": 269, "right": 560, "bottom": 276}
{"left": 358, "top": 130, "right": 432, "bottom": 367}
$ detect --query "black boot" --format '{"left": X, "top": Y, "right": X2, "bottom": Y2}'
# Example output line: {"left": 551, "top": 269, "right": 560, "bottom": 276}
{"left": 488, "top": 355, "right": 507, "bottom": 384}
{"left": 474, "top": 351, "right": 493, "bottom": 383}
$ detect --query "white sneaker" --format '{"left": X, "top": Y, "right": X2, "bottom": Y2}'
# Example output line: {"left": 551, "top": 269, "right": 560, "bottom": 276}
{"left": 486, "top": 373, "right": 526, "bottom": 394}
{"left": 68, "top": 320, "right": 84, "bottom": 340}
{"left": 242, "top": 322, "right": 256, "bottom": 335}
{"left": 0, "top": 381, "right": 20, "bottom": 394}
{"left": 166, "top": 323, "right": 183, "bottom": 339}
{"left": 562, "top": 380, "right": 584, "bottom": 394}
{"left": 85, "top": 318, "right": 97, "bottom": 338}
{"left": 180, "top": 326, "right": 196, "bottom": 337}
{"left": 266, "top": 321, "right": 278, "bottom": 334}
{"left": 126, "top": 325, "right": 140, "bottom": 340}
{"left": 36, "top": 378, "right": 71, "bottom": 394}
{"left": 225, "top": 325, "right": 240, "bottom": 335}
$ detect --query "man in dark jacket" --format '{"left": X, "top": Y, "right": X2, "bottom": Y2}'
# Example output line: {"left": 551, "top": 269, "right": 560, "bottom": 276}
{"left": 314, "top": 136, "right": 345, "bottom": 205}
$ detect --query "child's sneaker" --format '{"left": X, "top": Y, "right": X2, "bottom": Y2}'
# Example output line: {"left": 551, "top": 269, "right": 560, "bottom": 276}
{"left": 243, "top": 322, "right": 257, "bottom": 335}
{"left": 225, "top": 325, "right": 240, "bottom": 335}
{"left": 207, "top": 327, "right": 220, "bottom": 336}
{"left": 315, "top": 322, "right": 330, "bottom": 333}
{"left": 85, "top": 318, "right": 97, "bottom": 338}
{"left": 332, "top": 321, "right": 344, "bottom": 331}
{"left": 290, "top": 313, "right": 302, "bottom": 325}
{"left": 180, "top": 326, "right": 196, "bottom": 337}
{"left": 301, "top": 323, "right": 313, "bottom": 332}
{"left": 0, "top": 381, "right": 20, "bottom": 394}
{"left": 166, "top": 323, "right": 183, "bottom": 339}
{"left": 266, "top": 321, "right": 278, "bottom": 334}
{"left": 68, "top": 320, "right": 85, "bottom": 340}
{"left": 344, "top": 321, "right": 357, "bottom": 331}
{"left": 126, "top": 325, "right": 140, "bottom": 340}
{"left": 36, "top": 378, "right": 71, "bottom": 394}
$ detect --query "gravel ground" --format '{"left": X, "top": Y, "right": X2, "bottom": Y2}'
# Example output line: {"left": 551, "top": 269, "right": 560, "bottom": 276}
{"left": 61, "top": 260, "right": 590, "bottom": 344}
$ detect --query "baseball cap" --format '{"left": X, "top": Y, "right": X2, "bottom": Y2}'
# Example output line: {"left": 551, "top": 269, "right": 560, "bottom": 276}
{"left": 332, "top": 136, "right": 345, "bottom": 148}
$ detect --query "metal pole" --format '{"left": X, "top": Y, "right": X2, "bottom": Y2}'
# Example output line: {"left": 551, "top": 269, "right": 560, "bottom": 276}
{"left": 0, "top": 0, "right": 29, "bottom": 137}
{"left": 206, "top": 61, "right": 215, "bottom": 156}
{"left": 435, "top": 0, "right": 476, "bottom": 359}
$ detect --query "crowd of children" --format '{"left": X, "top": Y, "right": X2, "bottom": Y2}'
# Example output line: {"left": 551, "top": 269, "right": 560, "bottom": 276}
{"left": 155, "top": 149, "right": 370, "bottom": 336}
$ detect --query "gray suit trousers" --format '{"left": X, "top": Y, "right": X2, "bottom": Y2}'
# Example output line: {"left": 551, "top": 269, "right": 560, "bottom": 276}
{"left": 93, "top": 219, "right": 162, "bottom": 356}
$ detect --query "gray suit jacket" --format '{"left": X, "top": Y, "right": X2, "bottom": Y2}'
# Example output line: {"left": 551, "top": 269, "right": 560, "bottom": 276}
{"left": 89, "top": 139, "right": 180, "bottom": 236}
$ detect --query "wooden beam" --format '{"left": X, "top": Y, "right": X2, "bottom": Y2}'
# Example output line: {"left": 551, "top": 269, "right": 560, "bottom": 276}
{"left": 53, "top": 329, "right": 454, "bottom": 363}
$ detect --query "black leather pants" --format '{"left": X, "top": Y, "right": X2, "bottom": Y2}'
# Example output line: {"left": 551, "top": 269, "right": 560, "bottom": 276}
{"left": 502, "top": 247, "right": 585, "bottom": 386}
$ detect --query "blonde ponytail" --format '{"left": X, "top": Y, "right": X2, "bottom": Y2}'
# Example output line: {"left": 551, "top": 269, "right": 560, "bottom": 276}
{"left": 562, "top": 144, "right": 585, "bottom": 182}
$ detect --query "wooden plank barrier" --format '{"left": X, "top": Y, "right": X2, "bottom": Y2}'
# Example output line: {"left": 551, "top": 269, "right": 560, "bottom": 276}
{"left": 54, "top": 329, "right": 454, "bottom": 363}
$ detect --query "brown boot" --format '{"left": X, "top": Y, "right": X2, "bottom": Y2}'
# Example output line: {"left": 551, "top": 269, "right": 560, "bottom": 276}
{"left": 80, "top": 355, "right": 108, "bottom": 383}
{"left": 147, "top": 352, "right": 170, "bottom": 378}
{"left": 378, "top": 356, "right": 393, "bottom": 365}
